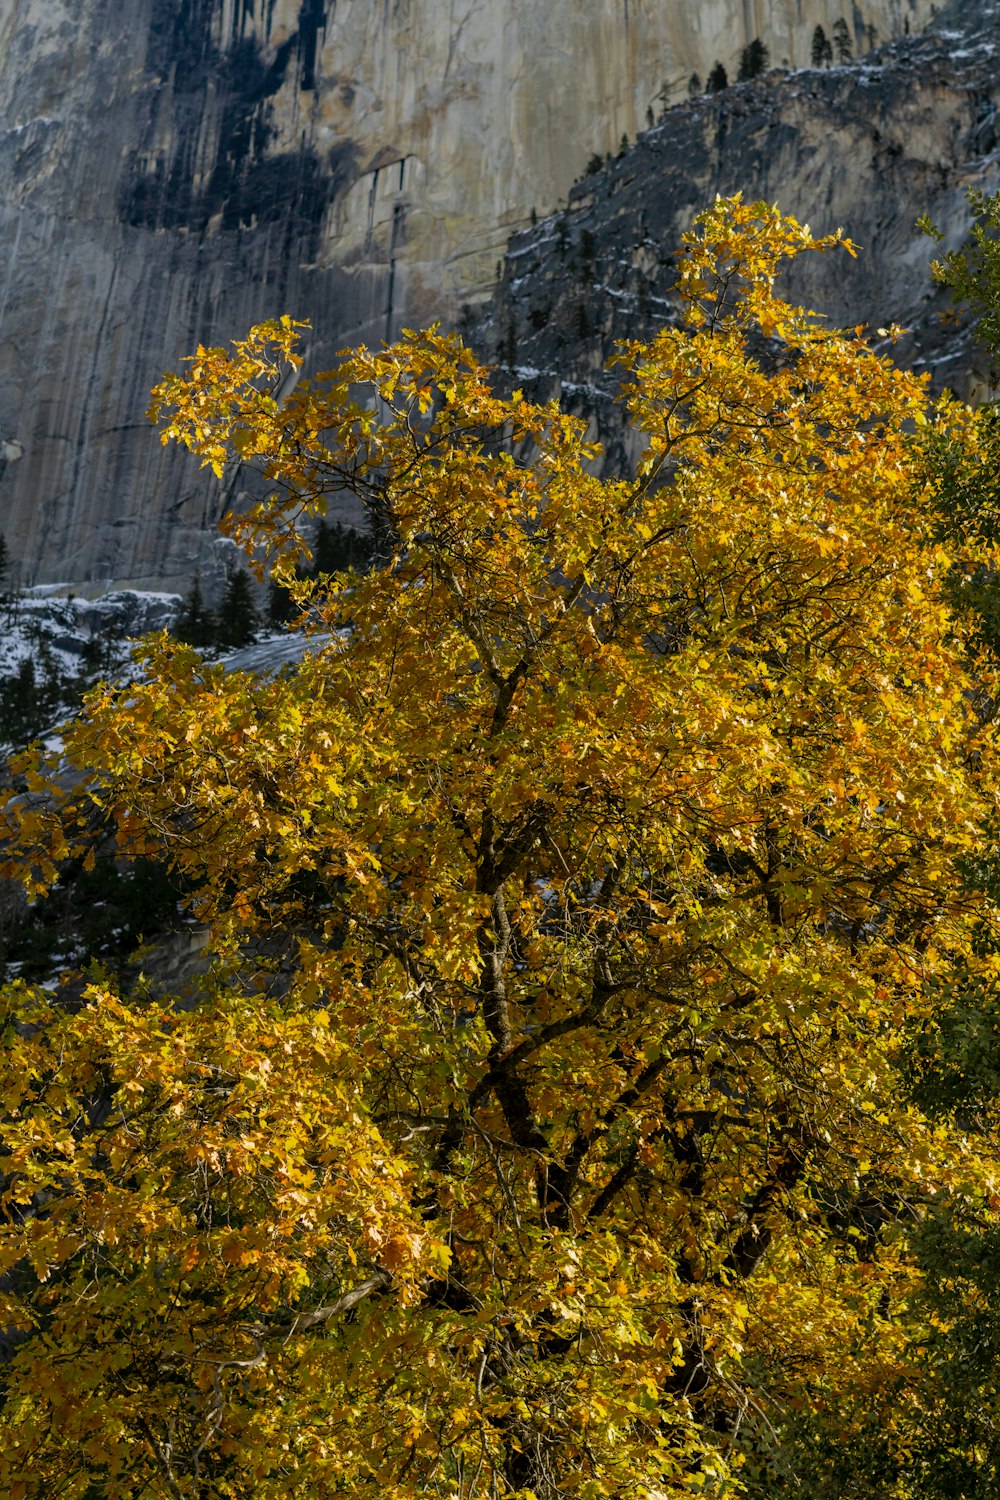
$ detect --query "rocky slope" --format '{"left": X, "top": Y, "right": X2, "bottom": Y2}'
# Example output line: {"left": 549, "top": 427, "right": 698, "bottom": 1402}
{"left": 0, "top": 0, "right": 934, "bottom": 593}
{"left": 476, "top": 0, "right": 1000, "bottom": 475}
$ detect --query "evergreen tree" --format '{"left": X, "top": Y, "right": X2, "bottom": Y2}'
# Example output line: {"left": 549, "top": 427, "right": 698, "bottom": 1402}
{"left": 312, "top": 518, "right": 374, "bottom": 577}
{"left": 687, "top": 72, "right": 702, "bottom": 97}
{"left": 173, "top": 576, "right": 215, "bottom": 648}
{"left": 811, "top": 24, "right": 833, "bottom": 67}
{"left": 268, "top": 572, "right": 300, "bottom": 626}
{"left": 832, "top": 17, "right": 853, "bottom": 63}
{"left": 0, "top": 643, "right": 67, "bottom": 747}
{"left": 0, "top": 658, "right": 38, "bottom": 746}
{"left": 738, "top": 38, "right": 769, "bottom": 81}
{"left": 707, "top": 60, "right": 729, "bottom": 92}
{"left": 216, "top": 568, "right": 259, "bottom": 649}
{"left": 500, "top": 317, "right": 517, "bottom": 367}
{"left": 0, "top": 533, "right": 20, "bottom": 621}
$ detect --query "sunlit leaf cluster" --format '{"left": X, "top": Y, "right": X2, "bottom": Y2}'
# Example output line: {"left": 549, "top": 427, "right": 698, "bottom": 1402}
{"left": 3, "top": 197, "right": 1000, "bottom": 1497}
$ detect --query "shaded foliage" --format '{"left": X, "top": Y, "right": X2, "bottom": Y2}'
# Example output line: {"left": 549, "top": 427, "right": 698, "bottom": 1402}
{"left": 2, "top": 201, "right": 1000, "bottom": 1498}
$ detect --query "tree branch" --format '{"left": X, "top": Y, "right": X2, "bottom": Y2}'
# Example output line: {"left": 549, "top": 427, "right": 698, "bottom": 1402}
{"left": 250, "top": 1273, "right": 390, "bottom": 1340}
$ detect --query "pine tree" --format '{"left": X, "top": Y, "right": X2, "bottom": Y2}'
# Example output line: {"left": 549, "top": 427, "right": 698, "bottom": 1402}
{"left": 811, "top": 24, "right": 833, "bottom": 67}
{"left": 312, "top": 518, "right": 374, "bottom": 577}
{"left": 687, "top": 72, "right": 702, "bottom": 97}
{"left": 173, "top": 576, "right": 216, "bottom": 648}
{"left": 0, "top": 533, "right": 19, "bottom": 620}
{"left": 82, "top": 622, "right": 121, "bottom": 679}
{"left": 268, "top": 573, "right": 299, "bottom": 626}
{"left": 216, "top": 568, "right": 259, "bottom": 649}
{"left": 832, "top": 17, "right": 853, "bottom": 63}
{"left": 738, "top": 38, "right": 769, "bottom": 82}
{"left": 0, "top": 658, "right": 38, "bottom": 746}
{"left": 500, "top": 317, "right": 517, "bottom": 367}
{"left": 34, "top": 635, "right": 68, "bottom": 724}
{"left": 707, "top": 60, "right": 729, "bottom": 92}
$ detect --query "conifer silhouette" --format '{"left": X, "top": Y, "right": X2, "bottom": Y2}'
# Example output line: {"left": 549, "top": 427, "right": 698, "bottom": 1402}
{"left": 811, "top": 24, "right": 833, "bottom": 67}
{"left": 217, "top": 569, "right": 259, "bottom": 649}
{"left": 738, "top": 38, "right": 769, "bottom": 81}
{"left": 707, "top": 61, "right": 728, "bottom": 92}
{"left": 174, "top": 576, "right": 215, "bottom": 648}
{"left": 832, "top": 18, "right": 853, "bottom": 63}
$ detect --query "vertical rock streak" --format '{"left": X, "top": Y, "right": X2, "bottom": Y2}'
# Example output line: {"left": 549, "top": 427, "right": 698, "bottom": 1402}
{"left": 0, "top": 0, "right": 960, "bottom": 589}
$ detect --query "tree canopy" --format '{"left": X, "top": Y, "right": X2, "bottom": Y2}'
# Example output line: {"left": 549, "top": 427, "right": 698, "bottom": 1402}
{"left": 2, "top": 197, "right": 1000, "bottom": 1498}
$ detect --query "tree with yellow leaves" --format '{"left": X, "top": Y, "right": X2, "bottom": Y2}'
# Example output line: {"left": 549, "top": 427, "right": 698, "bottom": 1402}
{"left": 2, "top": 197, "right": 1000, "bottom": 1498}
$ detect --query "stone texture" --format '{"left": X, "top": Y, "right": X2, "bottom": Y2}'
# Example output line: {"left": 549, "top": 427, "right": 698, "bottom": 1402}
{"left": 0, "top": 0, "right": 366, "bottom": 595}
{"left": 0, "top": 0, "right": 951, "bottom": 590}
{"left": 475, "top": 0, "right": 1000, "bottom": 476}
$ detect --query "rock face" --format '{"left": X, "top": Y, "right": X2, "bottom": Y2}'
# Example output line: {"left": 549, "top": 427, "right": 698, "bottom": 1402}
{"left": 0, "top": 0, "right": 954, "bottom": 590}
{"left": 477, "top": 0, "right": 1000, "bottom": 476}
{"left": 0, "top": 0, "right": 363, "bottom": 595}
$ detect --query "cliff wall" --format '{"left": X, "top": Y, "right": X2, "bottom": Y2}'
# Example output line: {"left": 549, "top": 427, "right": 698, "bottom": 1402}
{"left": 0, "top": 0, "right": 945, "bottom": 589}
{"left": 475, "top": 0, "right": 1000, "bottom": 477}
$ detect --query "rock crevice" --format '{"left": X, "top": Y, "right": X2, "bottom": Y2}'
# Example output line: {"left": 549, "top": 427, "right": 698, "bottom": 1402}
{"left": 0, "top": 0, "right": 950, "bottom": 588}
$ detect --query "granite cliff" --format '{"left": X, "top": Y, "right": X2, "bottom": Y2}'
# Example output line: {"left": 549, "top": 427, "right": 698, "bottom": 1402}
{"left": 476, "top": 0, "right": 1000, "bottom": 476}
{"left": 0, "top": 0, "right": 960, "bottom": 590}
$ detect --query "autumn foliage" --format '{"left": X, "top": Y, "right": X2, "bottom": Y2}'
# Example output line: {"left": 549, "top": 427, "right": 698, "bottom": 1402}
{"left": 2, "top": 198, "right": 1000, "bottom": 1497}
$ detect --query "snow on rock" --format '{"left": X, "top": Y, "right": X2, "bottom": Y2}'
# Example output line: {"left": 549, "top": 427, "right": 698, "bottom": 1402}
{"left": 221, "top": 629, "right": 337, "bottom": 677}
{"left": 0, "top": 585, "right": 337, "bottom": 754}
{"left": 0, "top": 589, "right": 182, "bottom": 683}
